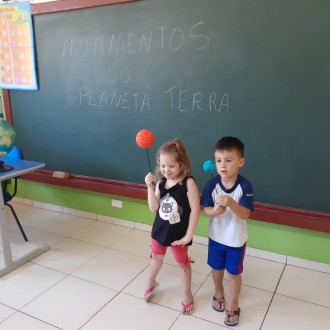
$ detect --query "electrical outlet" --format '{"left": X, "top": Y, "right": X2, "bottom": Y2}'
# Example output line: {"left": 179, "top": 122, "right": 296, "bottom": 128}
{"left": 111, "top": 199, "right": 122, "bottom": 208}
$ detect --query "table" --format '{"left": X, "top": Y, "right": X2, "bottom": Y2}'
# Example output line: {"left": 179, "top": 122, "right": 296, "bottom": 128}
{"left": 0, "top": 157, "right": 49, "bottom": 277}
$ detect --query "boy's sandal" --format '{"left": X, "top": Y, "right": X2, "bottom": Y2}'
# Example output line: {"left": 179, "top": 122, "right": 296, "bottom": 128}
{"left": 224, "top": 308, "right": 240, "bottom": 327}
{"left": 181, "top": 300, "right": 194, "bottom": 315}
{"left": 212, "top": 296, "right": 225, "bottom": 312}
{"left": 144, "top": 282, "right": 159, "bottom": 302}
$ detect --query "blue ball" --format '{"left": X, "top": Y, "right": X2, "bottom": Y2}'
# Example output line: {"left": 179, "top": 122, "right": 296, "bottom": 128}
{"left": 203, "top": 160, "right": 216, "bottom": 173}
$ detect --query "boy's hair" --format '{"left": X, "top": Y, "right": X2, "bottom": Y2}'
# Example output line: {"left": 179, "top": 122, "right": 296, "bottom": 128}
{"left": 155, "top": 138, "right": 191, "bottom": 181}
{"left": 215, "top": 136, "right": 245, "bottom": 158}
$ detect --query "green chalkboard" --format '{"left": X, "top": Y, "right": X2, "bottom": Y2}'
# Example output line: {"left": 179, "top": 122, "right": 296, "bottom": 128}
{"left": 9, "top": 0, "right": 330, "bottom": 213}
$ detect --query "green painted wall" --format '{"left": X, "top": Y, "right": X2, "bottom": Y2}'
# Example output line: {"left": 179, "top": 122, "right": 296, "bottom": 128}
{"left": 17, "top": 180, "right": 330, "bottom": 264}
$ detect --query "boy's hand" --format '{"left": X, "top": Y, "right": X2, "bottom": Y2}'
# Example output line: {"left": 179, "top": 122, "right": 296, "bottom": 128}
{"left": 218, "top": 195, "right": 251, "bottom": 220}
{"left": 218, "top": 195, "right": 234, "bottom": 208}
{"left": 213, "top": 203, "right": 226, "bottom": 215}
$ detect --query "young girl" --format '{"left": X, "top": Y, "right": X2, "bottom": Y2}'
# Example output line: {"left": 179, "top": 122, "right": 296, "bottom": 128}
{"left": 144, "top": 138, "right": 200, "bottom": 315}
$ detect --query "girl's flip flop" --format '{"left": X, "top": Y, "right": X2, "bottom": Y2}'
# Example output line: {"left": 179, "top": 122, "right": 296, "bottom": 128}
{"left": 144, "top": 282, "right": 159, "bottom": 302}
{"left": 181, "top": 300, "right": 194, "bottom": 315}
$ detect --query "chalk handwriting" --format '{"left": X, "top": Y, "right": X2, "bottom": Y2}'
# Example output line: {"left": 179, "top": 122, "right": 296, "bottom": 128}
{"left": 62, "top": 22, "right": 209, "bottom": 56}
{"left": 107, "top": 68, "right": 131, "bottom": 84}
{"left": 64, "top": 19, "right": 228, "bottom": 114}
{"left": 79, "top": 84, "right": 228, "bottom": 113}
{"left": 164, "top": 86, "right": 229, "bottom": 112}
{"left": 79, "top": 85, "right": 151, "bottom": 111}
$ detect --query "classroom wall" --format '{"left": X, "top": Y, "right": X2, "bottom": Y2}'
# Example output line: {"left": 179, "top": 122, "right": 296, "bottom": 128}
{"left": 3, "top": 0, "right": 329, "bottom": 266}
{"left": 31, "top": 0, "right": 56, "bottom": 4}
{"left": 0, "top": 90, "right": 3, "bottom": 118}
{"left": 0, "top": 0, "right": 55, "bottom": 4}
{"left": 16, "top": 180, "right": 330, "bottom": 265}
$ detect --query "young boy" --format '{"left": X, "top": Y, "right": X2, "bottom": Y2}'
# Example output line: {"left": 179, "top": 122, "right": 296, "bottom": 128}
{"left": 201, "top": 136, "right": 254, "bottom": 327}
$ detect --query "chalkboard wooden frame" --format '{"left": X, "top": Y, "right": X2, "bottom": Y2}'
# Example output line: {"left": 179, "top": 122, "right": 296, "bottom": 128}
{"left": 3, "top": 0, "right": 330, "bottom": 233}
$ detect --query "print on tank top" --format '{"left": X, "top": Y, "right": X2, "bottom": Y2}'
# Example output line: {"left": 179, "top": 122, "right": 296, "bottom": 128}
{"left": 159, "top": 193, "right": 182, "bottom": 224}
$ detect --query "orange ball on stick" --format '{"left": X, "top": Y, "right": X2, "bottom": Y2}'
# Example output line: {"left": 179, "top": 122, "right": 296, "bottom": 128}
{"left": 136, "top": 130, "right": 155, "bottom": 172}
{"left": 136, "top": 129, "right": 155, "bottom": 149}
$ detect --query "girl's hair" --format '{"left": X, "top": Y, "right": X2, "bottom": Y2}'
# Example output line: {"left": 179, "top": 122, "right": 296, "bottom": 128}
{"left": 154, "top": 138, "right": 191, "bottom": 181}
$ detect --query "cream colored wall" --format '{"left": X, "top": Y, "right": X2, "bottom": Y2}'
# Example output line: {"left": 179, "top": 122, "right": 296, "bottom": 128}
{"left": 0, "top": 90, "right": 3, "bottom": 118}
{"left": 0, "top": 1, "right": 56, "bottom": 3}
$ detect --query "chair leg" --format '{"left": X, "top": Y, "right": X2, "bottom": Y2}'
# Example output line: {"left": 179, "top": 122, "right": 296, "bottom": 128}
{"left": 5, "top": 203, "right": 28, "bottom": 242}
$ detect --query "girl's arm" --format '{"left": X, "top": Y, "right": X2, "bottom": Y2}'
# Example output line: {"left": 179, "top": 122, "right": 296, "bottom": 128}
{"left": 145, "top": 172, "right": 160, "bottom": 212}
{"left": 171, "top": 177, "right": 200, "bottom": 246}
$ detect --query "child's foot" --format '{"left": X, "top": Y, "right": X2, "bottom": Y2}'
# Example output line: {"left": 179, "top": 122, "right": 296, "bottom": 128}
{"left": 181, "top": 299, "right": 194, "bottom": 315}
{"left": 224, "top": 308, "right": 240, "bottom": 326}
{"left": 212, "top": 296, "right": 225, "bottom": 312}
{"left": 144, "top": 282, "right": 159, "bottom": 302}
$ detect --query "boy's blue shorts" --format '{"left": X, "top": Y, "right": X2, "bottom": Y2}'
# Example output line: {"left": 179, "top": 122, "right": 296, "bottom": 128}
{"left": 208, "top": 238, "right": 246, "bottom": 275}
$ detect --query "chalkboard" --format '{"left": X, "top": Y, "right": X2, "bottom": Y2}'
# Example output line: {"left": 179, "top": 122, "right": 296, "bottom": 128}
{"left": 9, "top": 0, "right": 330, "bottom": 213}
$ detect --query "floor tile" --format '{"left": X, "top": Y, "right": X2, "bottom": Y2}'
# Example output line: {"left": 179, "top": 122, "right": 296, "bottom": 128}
{"left": 6, "top": 240, "right": 49, "bottom": 260}
{"left": 32, "top": 211, "right": 95, "bottom": 237}
{"left": 1, "top": 221, "right": 61, "bottom": 259}
{"left": 123, "top": 263, "right": 209, "bottom": 311}
{"left": 72, "top": 248, "right": 150, "bottom": 290}
{"left": 21, "top": 275, "right": 117, "bottom": 330}
{"left": 109, "top": 228, "right": 151, "bottom": 257}
{"left": 0, "top": 254, "right": 4, "bottom": 269}
{"left": 5, "top": 203, "right": 62, "bottom": 228}
{"left": 70, "top": 221, "right": 132, "bottom": 247}
{"left": 164, "top": 242, "right": 211, "bottom": 275}
{"left": 32, "top": 238, "right": 104, "bottom": 274}
{"left": 81, "top": 292, "right": 180, "bottom": 330}
{"left": 243, "top": 255, "right": 285, "bottom": 292}
{"left": 276, "top": 265, "right": 330, "bottom": 307}
{"left": 262, "top": 294, "right": 330, "bottom": 330}
{"left": 0, "top": 263, "right": 66, "bottom": 309}
{"left": 0, "top": 304, "right": 15, "bottom": 323}
{"left": 1, "top": 202, "right": 329, "bottom": 330}
{"left": 287, "top": 256, "right": 330, "bottom": 273}
{"left": 19, "top": 226, "right": 65, "bottom": 247}
{"left": 193, "top": 276, "right": 273, "bottom": 329}
{"left": 246, "top": 245, "right": 287, "bottom": 264}
{"left": 62, "top": 207, "right": 96, "bottom": 220}
{"left": 31, "top": 201, "right": 63, "bottom": 213}
{"left": 1, "top": 215, "right": 46, "bottom": 265}
{"left": 171, "top": 314, "right": 226, "bottom": 329}
{"left": 97, "top": 214, "right": 135, "bottom": 228}
{"left": 111, "top": 230, "right": 211, "bottom": 275}
{"left": 0, "top": 311, "right": 59, "bottom": 330}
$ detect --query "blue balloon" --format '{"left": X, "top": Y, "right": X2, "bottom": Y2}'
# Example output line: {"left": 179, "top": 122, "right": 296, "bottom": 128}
{"left": 203, "top": 160, "right": 216, "bottom": 174}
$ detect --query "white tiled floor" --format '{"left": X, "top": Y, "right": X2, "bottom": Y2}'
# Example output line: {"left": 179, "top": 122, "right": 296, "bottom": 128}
{"left": 0, "top": 202, "right": 329, "bottom": 330}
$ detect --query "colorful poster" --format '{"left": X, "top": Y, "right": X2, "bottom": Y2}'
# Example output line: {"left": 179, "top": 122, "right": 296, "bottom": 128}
{"left": 0, "top": 1, "right": 38, "bottom": 90}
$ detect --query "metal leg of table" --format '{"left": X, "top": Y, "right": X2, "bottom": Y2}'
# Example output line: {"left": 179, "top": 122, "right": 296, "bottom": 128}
{"left": 0, "top": 205, "right": 49, "bottom": 277}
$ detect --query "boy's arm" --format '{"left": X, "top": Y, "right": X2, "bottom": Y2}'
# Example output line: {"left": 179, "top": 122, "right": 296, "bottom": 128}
{"left": 218, "top": 195, "right": 251, "bottom": 220}
{"left": 201, "top": 181, "right": 226, "bottom": 217}
{"left": 171, "top": 178, "right": 200, "bottom": 246}
{"left": 203, "top": 204, "right": 226, "bottom": 217}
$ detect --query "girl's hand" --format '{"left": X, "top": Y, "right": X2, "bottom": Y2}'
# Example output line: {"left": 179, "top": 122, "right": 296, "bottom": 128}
{"left": 171, "top": 236, "right": 190, "bottom": 246}
{"left": 145, "top": 172, "right": 155, "bottom": 188}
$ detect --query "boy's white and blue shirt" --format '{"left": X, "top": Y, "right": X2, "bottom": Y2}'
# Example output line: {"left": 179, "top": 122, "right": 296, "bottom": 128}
{"left": 201, "top": 174, "right": 254, "bottom": 247}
